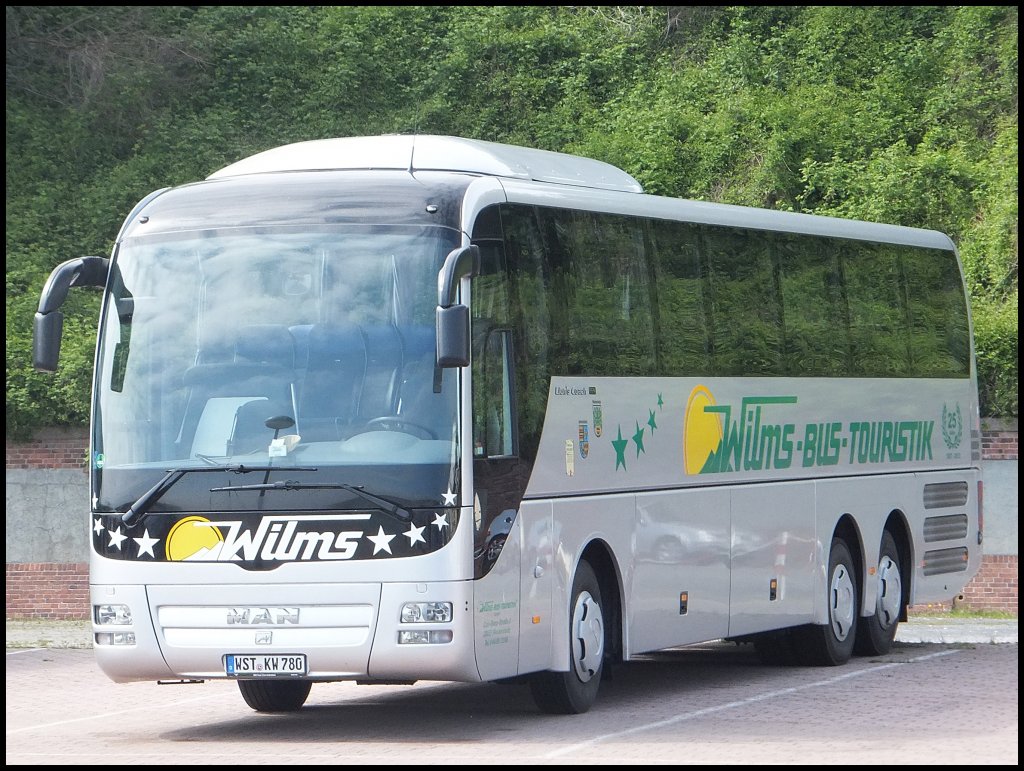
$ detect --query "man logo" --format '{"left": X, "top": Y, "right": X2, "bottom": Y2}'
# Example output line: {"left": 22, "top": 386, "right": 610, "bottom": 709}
{"left": 227, "top": 607, "right": 300, "bottom": 625}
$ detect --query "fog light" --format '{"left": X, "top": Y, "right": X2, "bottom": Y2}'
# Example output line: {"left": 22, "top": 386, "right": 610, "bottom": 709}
{"left": 95, "top": 631, "right": 136, "bottom": 646}
{"left": 400, "top": 601, "right": 453, "bottom": 623}
{"left": 398, "top": 630, "right": 454, "bottom": 645}
{"left": 95, "top": 604, "right": 132, "bottom": 625}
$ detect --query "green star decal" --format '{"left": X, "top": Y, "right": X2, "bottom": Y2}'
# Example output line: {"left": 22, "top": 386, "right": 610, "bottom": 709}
{"left": 657, "top": 393, "right": 664, "bottom": 410}
{"left": 612, "top": 426, "right": 629, "bottom": 470}
{"left": 633, "top": 421, "right": 645, "bottom": 457}
{"left": 647, "top": 409, "right": 657, "bottom": 433}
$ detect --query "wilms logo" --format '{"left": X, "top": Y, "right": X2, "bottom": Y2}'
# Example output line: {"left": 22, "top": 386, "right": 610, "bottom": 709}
{"left": 683, "top": 386, "right": 721, "bottom": 474}
{"left": 683, "top": 385, "right": 937, "bottom": 475}
{"left": 683, "top": 386, "right": 797, "bottom": 475}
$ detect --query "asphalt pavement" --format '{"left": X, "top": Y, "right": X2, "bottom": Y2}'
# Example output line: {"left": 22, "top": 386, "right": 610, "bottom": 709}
{"left": 5, "top": 615, "right": 1017, "bottom": 650}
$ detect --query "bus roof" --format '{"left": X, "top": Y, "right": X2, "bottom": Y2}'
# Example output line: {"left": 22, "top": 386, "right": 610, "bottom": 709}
{"left": 205, "top": 135, "right": 955, "bottom": 251}
{"left": 207, "top": 134, "right": 645, "bottom": 194}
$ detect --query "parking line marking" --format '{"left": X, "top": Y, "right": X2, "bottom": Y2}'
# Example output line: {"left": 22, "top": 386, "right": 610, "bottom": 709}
{"left": 543, "top": 650, "right": 960, "bottom": 759}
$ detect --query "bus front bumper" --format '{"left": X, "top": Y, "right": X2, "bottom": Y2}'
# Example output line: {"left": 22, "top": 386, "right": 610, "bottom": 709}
{"left": 90, "top": 581, "right": 480, "bottom": 684}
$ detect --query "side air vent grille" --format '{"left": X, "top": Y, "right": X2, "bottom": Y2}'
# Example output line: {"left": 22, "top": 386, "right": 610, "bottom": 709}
{"left": 924, "top": 514, "right": 969, "bottom": 543}
{"left": 922, "top": 547, "right": 969, "bottom": 576}
{"left": 923, "top": 481, "right": 969, "bottom": 509}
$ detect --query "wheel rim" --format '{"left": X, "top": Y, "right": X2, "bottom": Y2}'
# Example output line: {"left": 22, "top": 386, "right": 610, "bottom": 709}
{"left": 829, "top": 563, "right": 856, "bottom": 641}
{"left": 876, "top": 554, "right": 902, "bottom": 627}
{"left": 571, "top": 590, "right": 604, "bottom": 682}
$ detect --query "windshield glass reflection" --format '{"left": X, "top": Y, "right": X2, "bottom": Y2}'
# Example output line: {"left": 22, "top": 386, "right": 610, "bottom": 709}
{"left": 94, "top": 225, "right": 459, "bottom": 512}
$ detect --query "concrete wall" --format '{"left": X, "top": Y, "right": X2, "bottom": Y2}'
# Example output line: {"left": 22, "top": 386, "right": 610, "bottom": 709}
{"left": 5, "top": 468, "right": 89, "bottom": 563}
{"left": 6, "top": 424, "right": 1018, "bottom": 618}
{"left": 981, "top": 459, "right": 1018, "bottom": 556}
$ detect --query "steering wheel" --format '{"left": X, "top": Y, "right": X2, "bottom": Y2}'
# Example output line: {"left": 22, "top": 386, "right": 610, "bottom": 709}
{"left": 361, "top": 416, "right": 437, "bottom": 440}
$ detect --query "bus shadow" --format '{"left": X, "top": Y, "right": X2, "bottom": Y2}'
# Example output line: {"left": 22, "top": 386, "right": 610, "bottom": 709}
{"left": 160, "top": 641, "right": 769, "bottom": 745}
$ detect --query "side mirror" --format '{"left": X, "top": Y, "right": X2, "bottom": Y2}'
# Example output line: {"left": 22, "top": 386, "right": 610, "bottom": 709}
{"left": 435, "top": 245, "right": 479, "bottom": 369}
{"left": 436, "top": 304, "right": 470, "bottom": 368}
{"left": 33, "top": 256, "right": 109, "bottom": 372}
{"left": 33, "top": 311, "right": 65, "bottom": 374}
{"left": 437, "top": 245, "right": 480, "bottom": 308}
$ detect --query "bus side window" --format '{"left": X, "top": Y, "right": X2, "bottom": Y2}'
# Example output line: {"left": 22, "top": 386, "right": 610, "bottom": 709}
{"left": 474, "top": 327, "right": 515, "bottom": 458}
{"left": 470, "top": 227, "right": 516, "bottom": 459}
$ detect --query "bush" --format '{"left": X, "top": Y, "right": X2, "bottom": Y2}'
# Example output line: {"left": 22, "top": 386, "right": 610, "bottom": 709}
{"left": 973, "top": 295, "right": 1019, "bottom": 419}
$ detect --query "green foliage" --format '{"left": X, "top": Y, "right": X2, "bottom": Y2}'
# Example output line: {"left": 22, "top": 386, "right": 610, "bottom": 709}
{"left": 5, "top": 5, "right": 1018, "bottom": 436}
{"left": 972, "top": 294, "right": 1019, "bottom": 419}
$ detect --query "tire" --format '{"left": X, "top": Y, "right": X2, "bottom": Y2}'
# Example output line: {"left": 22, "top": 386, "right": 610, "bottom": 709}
{"left": 792, "top": 537, "right": 859, "bottom": 666}
{"left": 529, "top": 560, "right": 605, "bottom": 714}
{"left": 854, "top": 531, "right": 903, "bottom": 656}
{"left": 237, "top": 679, "right": 312, "bottom": 712}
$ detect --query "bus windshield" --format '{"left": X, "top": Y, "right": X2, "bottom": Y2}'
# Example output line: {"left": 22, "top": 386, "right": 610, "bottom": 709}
{"left": 93, "top": 224, "right": 461, "bottom": 514}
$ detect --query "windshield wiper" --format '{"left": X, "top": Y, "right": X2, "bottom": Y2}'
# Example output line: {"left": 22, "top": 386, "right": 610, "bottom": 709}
{"left": 121, "top": 464, "right": 317, "bottom": 527}
{"left": 209, "top": 481, "right": 413, "bottom": 520}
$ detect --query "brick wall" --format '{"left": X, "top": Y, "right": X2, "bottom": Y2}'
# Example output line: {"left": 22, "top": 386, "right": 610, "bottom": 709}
{"left": 6, "top": 425, "right": 1018, "bottom": 619}
{"left": 5, "top": 562, "right": 89, "bottom": 620}
{"left": 957, "top": 554, "right": 1018, "bottom": 612}
{"left": 5, "top": 427, "right": 89, "bottom": 470}
{"left": 981, "top": 416, "right": 1018, "bottom": 460}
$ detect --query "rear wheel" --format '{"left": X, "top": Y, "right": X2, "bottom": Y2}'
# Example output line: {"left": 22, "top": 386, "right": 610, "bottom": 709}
{"left": 237, "top": 679, "right": 312, "bottom": 712}
{"left": 529, "top": 560, "right": 605, "bottom": 714}
{"left": 855, "top": 530, "right": 903, "bottom": 656}
{"left": 792, "top": 537, "right": 859, "bottom": 666}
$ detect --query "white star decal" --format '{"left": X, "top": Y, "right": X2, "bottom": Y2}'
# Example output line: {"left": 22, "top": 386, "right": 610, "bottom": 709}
{"left": 442, "top": 488, "right": 457, "bottom": 506}
{"left": 367, "top": 526, "right": 396, "bottom": 555}
{"left": 93, "top": 517, "right": 105, "bottom": 535}
{"left": 108, "top": 526, "right": 128, "bottom": 550}
{"left": 133, "top": 529, "right": 160, "bottom": 558}
{"left": 432, "top": 512, "right": 449, "bottom": 530}
{"left": 404, "top": 524, "right": 426, "bottom": 545}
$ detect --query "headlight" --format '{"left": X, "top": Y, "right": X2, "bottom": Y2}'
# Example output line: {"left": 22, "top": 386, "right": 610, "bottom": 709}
{"left": 95, "top": 604, "right": 132, "bottom": 625}
{"left": 95, "top": 631, "right": 137, "bottom": 646}
{"left": 398, "top": 630, "right": 454, "bottom": 645}
{"left": 94, "top": 604, "right": 135, "bottom": 645}
{"left": 400, "top": 601, "right": 453, "bottom": 623}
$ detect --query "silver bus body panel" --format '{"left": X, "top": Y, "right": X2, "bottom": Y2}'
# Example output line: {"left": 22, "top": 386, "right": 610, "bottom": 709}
{"left": 471, "top": 508, "right": 524, "bottom": 682}
{"left": 528, "top": 377, "right": 974, "bottom": 497}
{"left": 510, "top": 469, "right": 981, "bottom": 673}
{"left": 93, "top": 575, "right": 484, "bottom": 684}
{"left": 509, "top": 373, "right": 980, "bottom": 669}
{"left": 148, "top": 581, "right": 382, "bottom": 679}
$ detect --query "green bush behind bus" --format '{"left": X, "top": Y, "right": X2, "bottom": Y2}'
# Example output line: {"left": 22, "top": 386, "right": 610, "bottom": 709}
{"left": 5, "top": 6, "right": 1017, "bottom": 438}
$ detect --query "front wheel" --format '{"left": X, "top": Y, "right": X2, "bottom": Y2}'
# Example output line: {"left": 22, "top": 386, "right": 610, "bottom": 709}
{"left": 529, "top": 560, "right": 605, "bottom": 714}
{"left": 855, "top": 530, "right": 904, "bottom": 656}
{"left": 792, "top": 537, "right": 859, "bottom": 666}
{"left": 238, "top": 679, "right": 312, "bottom": 712}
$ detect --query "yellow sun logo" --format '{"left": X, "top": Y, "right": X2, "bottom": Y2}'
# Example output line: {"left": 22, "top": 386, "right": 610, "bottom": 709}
{"left": 683, "top": 385, "right": 723, "bottom": 475}
{"left": 165, "top": 516, "right": 224, "bottom": 561}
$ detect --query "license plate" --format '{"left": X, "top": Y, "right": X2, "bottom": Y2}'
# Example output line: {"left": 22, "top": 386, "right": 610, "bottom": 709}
{"left": 225, "top": 654, "right": 307, "bottom": 677}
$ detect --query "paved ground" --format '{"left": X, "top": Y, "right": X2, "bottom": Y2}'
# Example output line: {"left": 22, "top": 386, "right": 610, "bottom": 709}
{"left": 5, "top": 615, "right": 1017, "bottom": 649}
